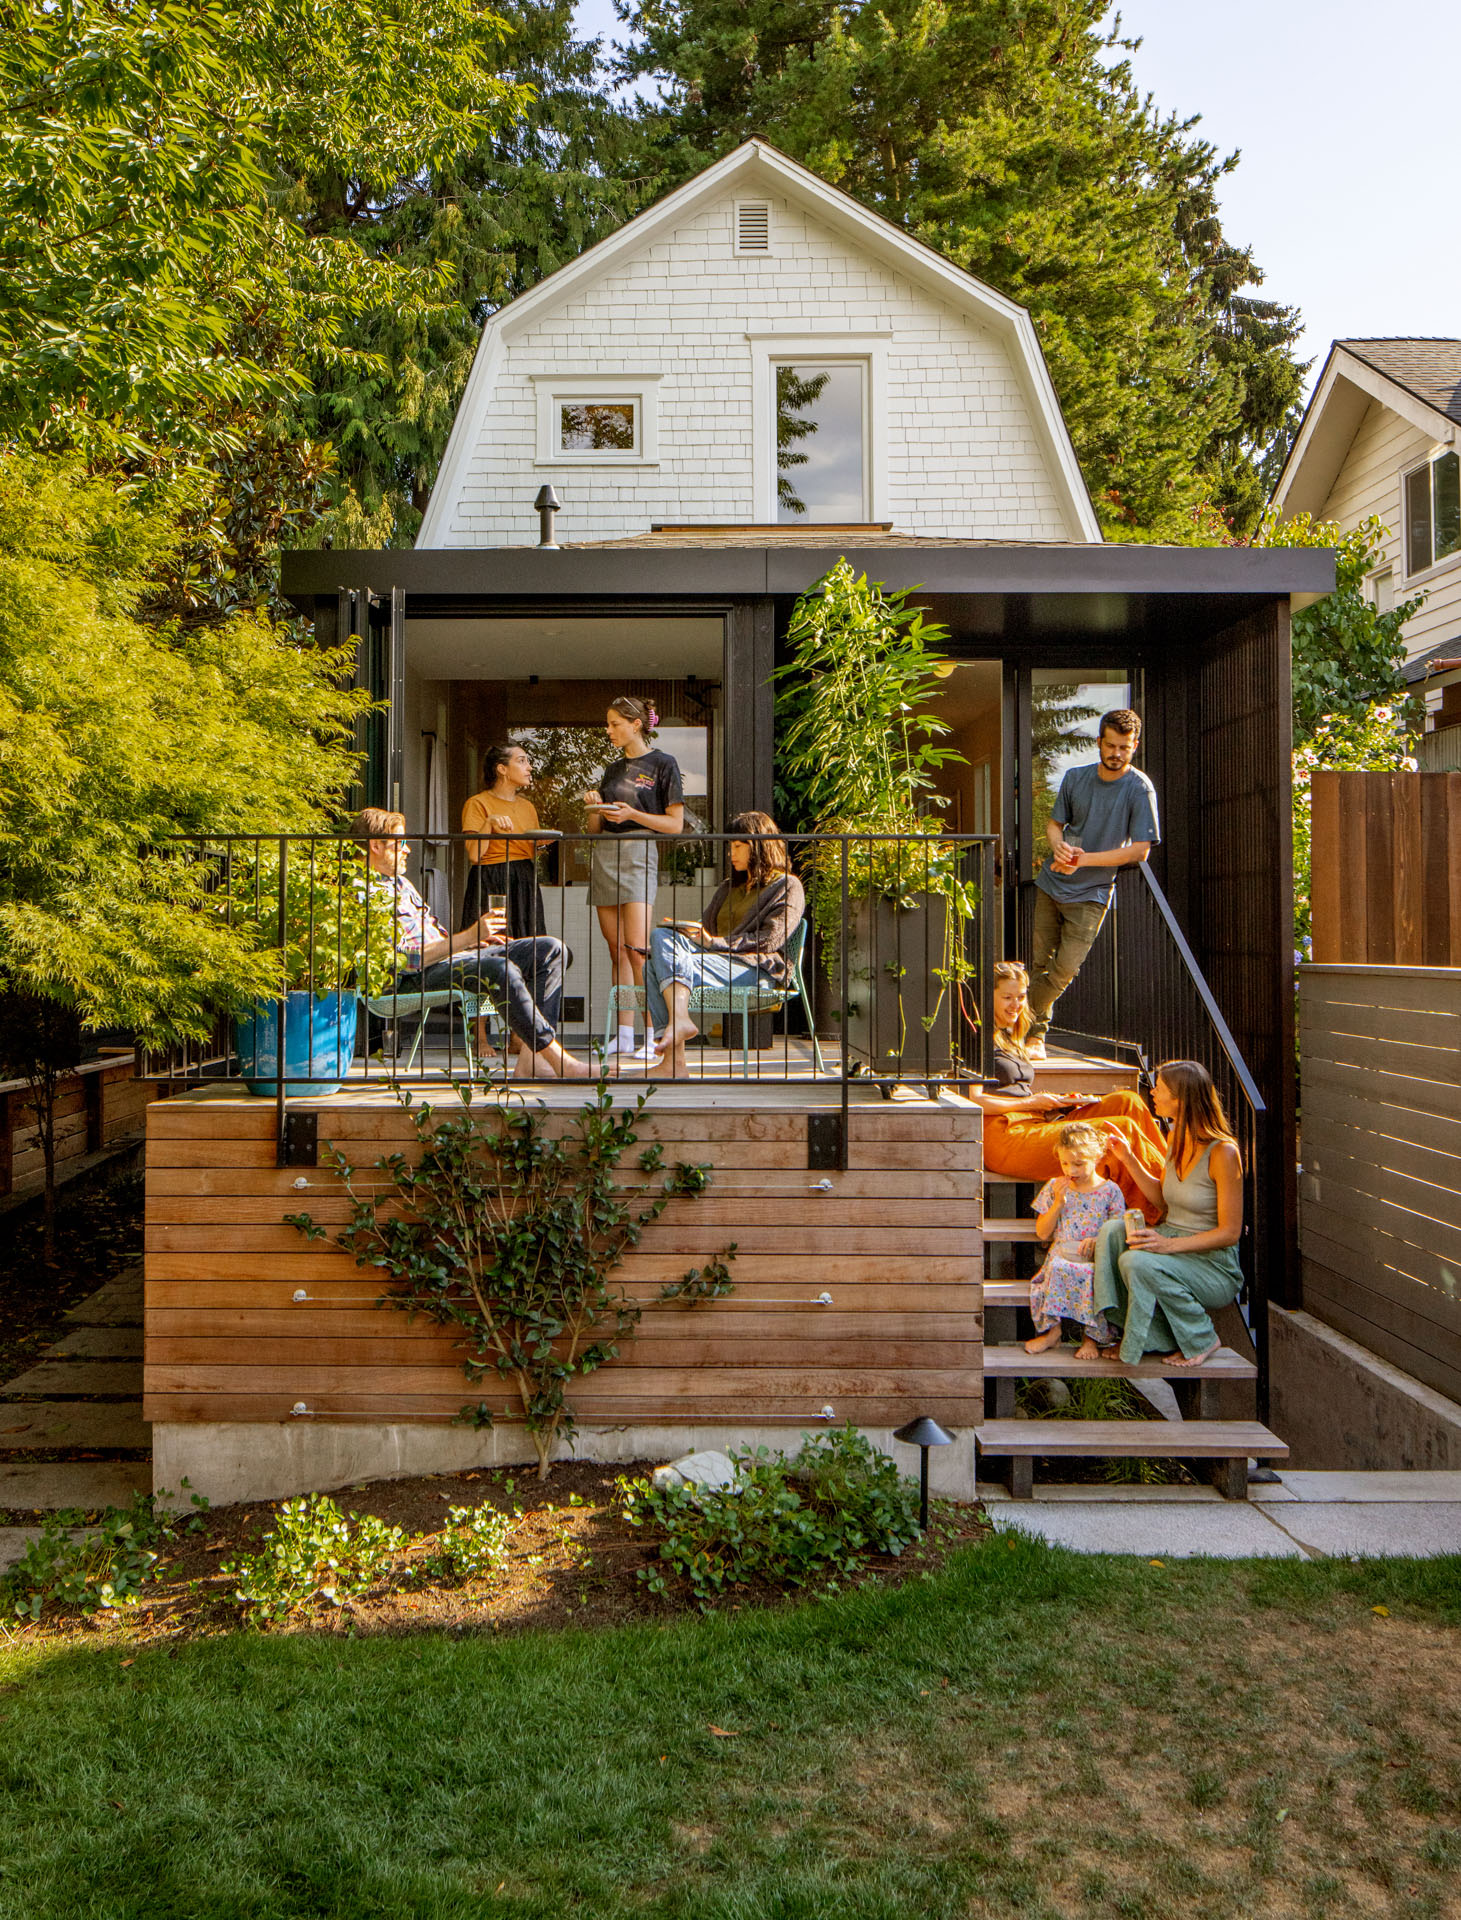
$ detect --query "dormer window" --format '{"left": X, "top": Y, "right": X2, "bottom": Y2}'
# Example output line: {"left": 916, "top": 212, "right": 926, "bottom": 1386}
{"left": 734, "top": 201, "right": 772, "bottom": 255}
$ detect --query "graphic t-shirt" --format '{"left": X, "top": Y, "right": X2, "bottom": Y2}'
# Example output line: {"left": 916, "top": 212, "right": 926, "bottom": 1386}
{"left": 597, "top": 748, "right": 683, "bottom": 833}
{"left": 1035, "top": 763, "right": 1161, "bottom": 906}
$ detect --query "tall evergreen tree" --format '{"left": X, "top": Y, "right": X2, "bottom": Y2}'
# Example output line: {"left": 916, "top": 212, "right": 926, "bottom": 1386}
{"left": 615, "top": 0, "right": 1304, "bottom": 539}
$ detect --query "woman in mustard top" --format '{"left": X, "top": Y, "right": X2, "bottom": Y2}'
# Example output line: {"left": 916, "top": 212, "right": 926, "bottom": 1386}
{"left": 460, "top": 741, "right": 547, "bottom": 940}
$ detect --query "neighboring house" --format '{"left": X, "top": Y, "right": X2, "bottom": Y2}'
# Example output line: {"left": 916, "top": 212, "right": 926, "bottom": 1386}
{"left": 1271, "top": 338, "right": 1461, "bottom": 767}
{"left": 418, "top": 140, "right": 1100, "bottom": 549}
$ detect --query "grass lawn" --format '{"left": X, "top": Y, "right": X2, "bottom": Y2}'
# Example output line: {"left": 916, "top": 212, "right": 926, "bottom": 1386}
{"left": 2, "top": 1538, "right": 1459, "bottom": 1918}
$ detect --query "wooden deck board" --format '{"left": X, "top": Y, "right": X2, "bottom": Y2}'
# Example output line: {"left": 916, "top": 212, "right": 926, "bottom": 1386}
{"left": 144, "top": 1080, "right": 984, "bottom": 1429}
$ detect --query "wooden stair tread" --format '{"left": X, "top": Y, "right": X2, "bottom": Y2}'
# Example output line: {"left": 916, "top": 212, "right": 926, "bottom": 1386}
{"left": 976, "top": 1419, "right": 1287, "bottom": 1459}
{"left": 981, "top": 1217, "right": 1040, "bottom": 1241}
{"left": 982, "top": 1281, "right": 1029, "bottom": 1307}
{"left": 984, "top": 1343, "right": 1256, "bottom": 1381}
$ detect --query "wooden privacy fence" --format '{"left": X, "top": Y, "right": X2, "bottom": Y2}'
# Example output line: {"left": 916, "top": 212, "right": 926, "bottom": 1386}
{"left": 1310, "top": 770, "right": 1461, "bottom": 966}
{"left": 1299, "top": 965, "right": 1461, "bottom": 1404}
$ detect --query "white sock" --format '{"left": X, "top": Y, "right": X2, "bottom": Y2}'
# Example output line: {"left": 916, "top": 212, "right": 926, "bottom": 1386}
{"left": 616, "top": 1024, "right": 635, "bottom": 1051}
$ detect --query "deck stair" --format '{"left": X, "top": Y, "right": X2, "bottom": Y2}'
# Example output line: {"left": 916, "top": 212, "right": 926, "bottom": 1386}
{"left": 977, "top": 1131, "right": 1287, "bottom": 1499}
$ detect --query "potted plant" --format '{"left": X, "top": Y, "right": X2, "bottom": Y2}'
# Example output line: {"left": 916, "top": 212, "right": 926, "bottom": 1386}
{"left": 774, "top": 561, "right": 975, "bottom": 1076}
{"left": 226, "top": 839, "right": 401, "bottom": 1095}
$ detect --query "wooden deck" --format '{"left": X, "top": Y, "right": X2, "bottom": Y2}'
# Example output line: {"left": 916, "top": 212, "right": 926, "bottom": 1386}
{"left": 143, "top": 1079, "right": 984, "bottom": 1435}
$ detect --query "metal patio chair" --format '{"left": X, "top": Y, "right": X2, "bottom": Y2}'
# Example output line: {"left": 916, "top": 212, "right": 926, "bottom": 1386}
{"left": 362, "top": 986, "right": 496, "bottom": 1073}
{"left": 603, "top": 919, "right": 825, "bottom": 1079}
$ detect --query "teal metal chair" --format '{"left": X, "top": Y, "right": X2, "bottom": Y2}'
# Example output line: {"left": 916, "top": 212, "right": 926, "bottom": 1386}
{"left": 603, "top": 919, "right": 825, "bottom": 1078}
{"left": 362, "top": 986, "right": 493, "bottom": 1072}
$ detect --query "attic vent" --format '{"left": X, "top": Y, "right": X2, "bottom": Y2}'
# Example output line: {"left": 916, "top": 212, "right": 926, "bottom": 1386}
{"left": 735, "top": 200, "right": 771, "bottom": 255}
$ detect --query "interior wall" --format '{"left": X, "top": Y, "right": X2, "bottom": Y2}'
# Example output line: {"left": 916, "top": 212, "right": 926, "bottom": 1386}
{"left": 925, "top": 662, "right": 1003, "bottom": 838}
{"left": 445, "top": 676, "right": 720, "bottom": 844}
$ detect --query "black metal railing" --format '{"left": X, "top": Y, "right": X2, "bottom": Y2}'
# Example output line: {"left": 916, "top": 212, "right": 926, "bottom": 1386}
{"left": 1017, "top": 864, "right": 1271, "bottom": 1417}
{"left": 144, "top": 829, "right": 999, "bottom": 1166}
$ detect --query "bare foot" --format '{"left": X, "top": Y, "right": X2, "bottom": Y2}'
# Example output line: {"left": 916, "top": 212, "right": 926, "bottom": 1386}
{"left": 1025, "top": 1040, "right": 1047, "bottom": 1060}
{"left": 648, "top": 1051, "right": 686, "bottom": 1081}
{"left": 1073, "top": 1338, "right": 1103, "bottom": 1361}
{"left": 1163, "top": 1338, "right": 1221, "bottom": 1368}
{"left": 1024, "top": 1325, "right": 1063, "bottom": 1354}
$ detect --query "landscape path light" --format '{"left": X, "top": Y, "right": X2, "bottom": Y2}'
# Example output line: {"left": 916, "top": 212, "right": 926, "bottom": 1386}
{"left": 893, "top": 1414, "right": 953, "bottom": 1530}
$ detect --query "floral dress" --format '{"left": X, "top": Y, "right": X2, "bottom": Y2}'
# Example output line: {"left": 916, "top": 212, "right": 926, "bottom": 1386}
{"left": 1029, "top": 1178, "right": 1126, "bottom": 1340}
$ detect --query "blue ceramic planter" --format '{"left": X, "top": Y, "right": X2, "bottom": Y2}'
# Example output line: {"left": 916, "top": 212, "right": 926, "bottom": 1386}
{"left": 235, "top": 990, "right": 359, "bottom": 1096}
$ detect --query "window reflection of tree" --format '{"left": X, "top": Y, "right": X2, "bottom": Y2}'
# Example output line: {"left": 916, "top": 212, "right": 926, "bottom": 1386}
{"left": 1030, "top": 683, "right": 1101, "bottom": 847}
{"left": 560, "top": 403, "right": 635, "bottom": 452}
{"left": 775, "top": 365, "right": 830, "bottom": 515}
{"left": 510, "top": 726, "right": 605, "bottom": 882}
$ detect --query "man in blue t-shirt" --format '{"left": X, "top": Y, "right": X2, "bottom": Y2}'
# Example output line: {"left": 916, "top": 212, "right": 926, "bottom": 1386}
{"left": 1026, "top": 707, "right": 1160, "bottom": 1058}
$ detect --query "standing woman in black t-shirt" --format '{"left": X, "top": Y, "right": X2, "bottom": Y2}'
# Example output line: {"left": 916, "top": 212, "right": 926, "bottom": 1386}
{"left": 583, "top": 695, "right": 685, "bottom": 1063}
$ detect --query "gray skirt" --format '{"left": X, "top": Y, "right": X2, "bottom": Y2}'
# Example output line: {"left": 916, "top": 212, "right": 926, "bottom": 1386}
{"left": 589, "top": 833, "right": 660, "bottom": 908}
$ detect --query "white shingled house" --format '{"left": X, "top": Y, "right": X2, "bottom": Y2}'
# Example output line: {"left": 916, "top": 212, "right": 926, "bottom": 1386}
{"left": 418, "top": 139, "right": 1101, "bottom": 548}
{"left": 1271, "top": 338, "right": 1461, "bottom": 767}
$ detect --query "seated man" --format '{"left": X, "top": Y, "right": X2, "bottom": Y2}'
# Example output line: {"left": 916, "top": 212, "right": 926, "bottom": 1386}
{"left": 355, "top": 808, "right": 588, "bottom": 1080}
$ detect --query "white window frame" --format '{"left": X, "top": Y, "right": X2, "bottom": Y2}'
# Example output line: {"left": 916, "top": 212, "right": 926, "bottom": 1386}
{"left": 1402, "top": 445, "right": 1461, "bottom": 581}
{"left": 532, "top": 373, "right": 661, "bottom": 466}
{"left": 746, "top": 332, "right": 890, "bottom": 523}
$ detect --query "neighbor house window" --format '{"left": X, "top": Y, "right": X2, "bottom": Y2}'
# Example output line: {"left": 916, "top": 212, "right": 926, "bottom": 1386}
{"left": 1405, "top": 450, "right": 1461, "bottom": 575}
{"left": 774, "top": 362, "right": 867, "bottom": 522}
{"left": 532, "top": 374, "right": 660, "bottom": 465}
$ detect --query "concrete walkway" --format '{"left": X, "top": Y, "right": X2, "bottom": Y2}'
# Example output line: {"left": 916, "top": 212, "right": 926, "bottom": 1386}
{"left": 984, "top": 1470, "right": 1461, "bottom": 1557}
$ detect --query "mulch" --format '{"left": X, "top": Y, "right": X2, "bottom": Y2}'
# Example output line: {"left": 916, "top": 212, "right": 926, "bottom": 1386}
{"left": 1, "top": 1461, "right": 992, "bottom": 1646}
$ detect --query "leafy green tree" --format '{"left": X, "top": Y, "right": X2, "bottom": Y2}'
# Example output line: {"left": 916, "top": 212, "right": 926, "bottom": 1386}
{"left": 1258, "top": 512, "right": 1425, "bottom": 745}
{"left": 0, "top": 455, "right": 366, "bottom": 1249}
{"left": 615, "top": 0, "right": 1304, "bottom": 539}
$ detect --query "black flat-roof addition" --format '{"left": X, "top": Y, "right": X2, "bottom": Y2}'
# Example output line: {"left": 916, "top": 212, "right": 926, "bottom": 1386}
{"left": 283, "top": 541, "right": 1335, "bottom": 612}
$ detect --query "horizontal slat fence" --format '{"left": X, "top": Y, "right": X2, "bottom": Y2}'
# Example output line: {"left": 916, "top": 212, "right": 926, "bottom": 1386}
{"left": 1310, "top": 770, "right": 1461, "bottom": 966}
{"left": 144, "top": 1088, "right": 983, "bottom": 1431}
{"left": 1299, "top": 965, "right": 1461, "bottom": 1402}
{"left": 2, "top": 1055, "right": 154, "bottom": 1200}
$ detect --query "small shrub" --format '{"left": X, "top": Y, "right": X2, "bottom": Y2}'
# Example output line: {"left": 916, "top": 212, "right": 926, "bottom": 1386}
{"left": 223, "top": 1493, "right": 407, "bottom": 1624}
{"left": 414, "top": 1504, "right": 516, "bottom": 1586}
{"left": 1, "top": 1488, "right": 206, "bottom": 1622}
{"left": 620, "top": 1426, "right": 920, "bottom": 1604}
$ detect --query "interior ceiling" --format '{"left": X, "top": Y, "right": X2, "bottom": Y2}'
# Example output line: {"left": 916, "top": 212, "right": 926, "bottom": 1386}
{"left": 406, "top": 616, "right": 725, "bottom": 681}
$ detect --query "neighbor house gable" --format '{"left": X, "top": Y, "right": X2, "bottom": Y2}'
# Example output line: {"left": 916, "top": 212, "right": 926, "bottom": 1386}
{"left": 417, "top": 140, "right": 1101, "bottom": 548}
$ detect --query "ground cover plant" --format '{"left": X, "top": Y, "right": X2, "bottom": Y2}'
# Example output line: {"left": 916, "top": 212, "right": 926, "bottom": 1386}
{"left": 621, "top": 1428, "right": 922, "bottom": 1603}
{"left": 0, "top": 1528, "right": 1458, "bottom": 1919}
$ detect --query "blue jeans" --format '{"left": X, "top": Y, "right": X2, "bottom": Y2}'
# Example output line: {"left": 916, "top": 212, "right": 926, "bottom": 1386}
{"left": 394, "top": 937, "right": 564, "bottom": 1051}
{"left": 643, "top": 928, "right": 777, "bottom": 1029}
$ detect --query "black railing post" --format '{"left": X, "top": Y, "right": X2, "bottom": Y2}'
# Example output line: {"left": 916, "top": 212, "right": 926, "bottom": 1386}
{"left": 981, "top": 839, "right": 997, "bottom": 1081}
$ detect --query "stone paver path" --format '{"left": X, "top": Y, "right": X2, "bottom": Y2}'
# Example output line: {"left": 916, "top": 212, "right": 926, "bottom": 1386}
{"left": 986, "top": 1469, "right": 1461, "bottom": 1557}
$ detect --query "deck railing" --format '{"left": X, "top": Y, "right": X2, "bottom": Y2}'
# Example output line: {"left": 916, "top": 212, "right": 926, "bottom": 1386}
{"left": 144, "top": 830, "right": 999, "bottom": 1162}
{"left": 1018, "top": 864, "right": 1272, "bottom": 1416}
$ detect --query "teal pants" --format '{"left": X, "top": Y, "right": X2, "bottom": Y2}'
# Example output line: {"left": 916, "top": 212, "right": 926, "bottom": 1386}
{"left": 1092, "top": 1218, "right": 1242, "bottom": 1364}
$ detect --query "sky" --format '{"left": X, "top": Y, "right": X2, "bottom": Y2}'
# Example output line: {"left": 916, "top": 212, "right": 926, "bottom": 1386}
{"left": 570, "top": 0, "right": 1460, "bottom": 393}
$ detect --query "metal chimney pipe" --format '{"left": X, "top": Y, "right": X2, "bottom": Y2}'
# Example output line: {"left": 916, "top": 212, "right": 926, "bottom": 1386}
{"left": 534, "top": 484, "right": 561, "bottom": 549}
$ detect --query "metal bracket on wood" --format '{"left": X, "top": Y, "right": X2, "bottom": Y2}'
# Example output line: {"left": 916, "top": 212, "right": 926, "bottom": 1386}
{"left": 807, "top": 1113, "right": 843, "bottom": 1170}
{"left": 280, "top": 1111, "right": 319, "bottom": 1168}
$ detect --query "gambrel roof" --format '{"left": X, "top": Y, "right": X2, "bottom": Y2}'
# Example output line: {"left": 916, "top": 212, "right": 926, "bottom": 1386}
{"left": 1272, "top": 338, "right": 1461, "bottom": 519}
{"left": 418, "top": 139, "right": 1101, "bottom": 546}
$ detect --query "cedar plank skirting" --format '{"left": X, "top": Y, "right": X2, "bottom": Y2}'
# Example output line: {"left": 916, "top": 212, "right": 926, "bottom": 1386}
{"left": 143, "top": 1087, "right": 984, "bottom": 1430}
{"left": 2, "top": 1055, "right": 155, "bottom": 1200}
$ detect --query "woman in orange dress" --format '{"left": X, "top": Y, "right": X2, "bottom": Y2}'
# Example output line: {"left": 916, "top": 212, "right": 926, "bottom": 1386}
{"left": 967, "top": 961, "right": 1168, "bottom": 1220}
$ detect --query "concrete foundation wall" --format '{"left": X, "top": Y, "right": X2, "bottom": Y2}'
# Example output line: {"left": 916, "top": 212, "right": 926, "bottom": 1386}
{"left": 1270, "top": 1306, "right": 1461, "bottom": 1469}
{"left": 152, "top": 1420, "right": 978, "bottom": 1510}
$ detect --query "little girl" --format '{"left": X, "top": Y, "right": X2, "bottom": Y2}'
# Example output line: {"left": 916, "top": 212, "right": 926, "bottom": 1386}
{"left": 1024, "top": 1121, "right": 1126, "bottom": 1359}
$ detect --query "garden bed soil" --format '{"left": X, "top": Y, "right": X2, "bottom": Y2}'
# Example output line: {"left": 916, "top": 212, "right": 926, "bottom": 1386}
{"left": 1, "top": 1461, "right": 993, "bottom": 1646}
